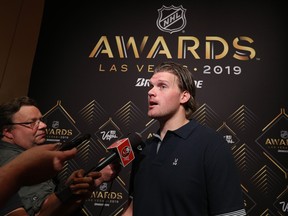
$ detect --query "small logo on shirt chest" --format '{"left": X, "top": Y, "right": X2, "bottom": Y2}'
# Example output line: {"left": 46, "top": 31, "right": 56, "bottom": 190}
{"left": 172, "top": 158, "right": 178, "bottom": 165}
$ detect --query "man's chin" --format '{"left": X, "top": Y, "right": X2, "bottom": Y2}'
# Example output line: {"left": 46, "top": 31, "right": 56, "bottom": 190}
{"left": 37, "top": 137, "right": 46, "bottom": 145}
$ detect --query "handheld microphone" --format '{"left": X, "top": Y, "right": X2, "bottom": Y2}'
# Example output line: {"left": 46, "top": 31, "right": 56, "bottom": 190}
{"left": 55, "top": 132, "right": 144, "bottom": 203}
{"left": 85, "top": 132, "right": 144, "bottom": 174}
{"left": 57, "top": 134, "right": 91, "bottom": 151}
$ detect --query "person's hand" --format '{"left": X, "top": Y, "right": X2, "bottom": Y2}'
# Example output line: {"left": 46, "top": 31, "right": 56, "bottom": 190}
{"left": 12, "top": 144, "right": 77, "bottom": 186}
{"left": 94, "top": 161, "right": 122, "bottom": 186}
{"left": 66, "top": 169, "right": 101, "bottom": 202}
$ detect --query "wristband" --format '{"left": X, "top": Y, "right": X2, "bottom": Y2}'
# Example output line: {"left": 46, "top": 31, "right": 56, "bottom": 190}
{"left": 55, "top": 186, "right": 73, "bottom": 203}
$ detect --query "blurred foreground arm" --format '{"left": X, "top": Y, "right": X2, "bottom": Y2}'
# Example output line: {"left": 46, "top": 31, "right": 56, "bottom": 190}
{"left": 0, "top": 144, "right": 77, "bottom": 207}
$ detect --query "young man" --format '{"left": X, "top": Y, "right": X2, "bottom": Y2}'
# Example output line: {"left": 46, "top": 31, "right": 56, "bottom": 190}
{"left": 123, "top": 62, "right": 246, "bottom": 216}
{"left": 0, "top": 96, "right": 120, "bottom": 215}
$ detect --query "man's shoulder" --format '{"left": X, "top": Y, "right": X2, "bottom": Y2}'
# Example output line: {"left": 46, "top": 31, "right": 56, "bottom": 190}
{"left": 0, "top": 141, "right": 23, "bottom": 165}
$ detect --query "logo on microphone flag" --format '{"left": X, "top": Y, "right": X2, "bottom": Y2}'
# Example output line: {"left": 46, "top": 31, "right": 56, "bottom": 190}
{"left": 107, "top": 138, "right": 135, "bottom": 167}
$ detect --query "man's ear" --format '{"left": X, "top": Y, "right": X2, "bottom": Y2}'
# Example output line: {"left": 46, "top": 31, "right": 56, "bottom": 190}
{"left": 180, "top": 90, "right": 191, "bottom": 104}
{"left": 3, "top": 128, "right": 13, "bottom": 139}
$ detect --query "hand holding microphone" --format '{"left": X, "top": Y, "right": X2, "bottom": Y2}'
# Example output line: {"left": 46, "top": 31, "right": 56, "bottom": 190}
{"left": 57, "top": 132, "right": 144, "bottom": 172}
{"left": 85, "top": 132, "right": 144, "bottom": 174}
{"left": 55, "top": 132, "right": 144, "bottom": 203}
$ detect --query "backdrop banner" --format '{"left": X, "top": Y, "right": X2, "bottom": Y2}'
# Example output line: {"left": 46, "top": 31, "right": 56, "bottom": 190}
{"left": 29, "top": 1, "right": 287, "bottom": 215}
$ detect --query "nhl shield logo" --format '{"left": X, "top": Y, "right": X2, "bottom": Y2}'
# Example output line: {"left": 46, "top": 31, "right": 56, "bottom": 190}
{"left": 156, "top": 5, "right": 187, "bottom": 34}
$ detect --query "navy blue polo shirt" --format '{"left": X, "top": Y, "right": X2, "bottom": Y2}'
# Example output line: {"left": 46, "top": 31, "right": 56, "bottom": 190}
{"left": 129, "top": 120, "right": 246, "bottom": 216}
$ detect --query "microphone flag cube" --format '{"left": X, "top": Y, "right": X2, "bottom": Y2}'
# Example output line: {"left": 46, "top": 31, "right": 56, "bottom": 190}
{"left": 107, "top": 138, "right": 135, "bottom": 167}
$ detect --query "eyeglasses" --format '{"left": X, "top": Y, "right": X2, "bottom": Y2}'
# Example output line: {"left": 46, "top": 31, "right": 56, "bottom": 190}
{"left": 8, "top": 118, "right": 46, "bottom": 129}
